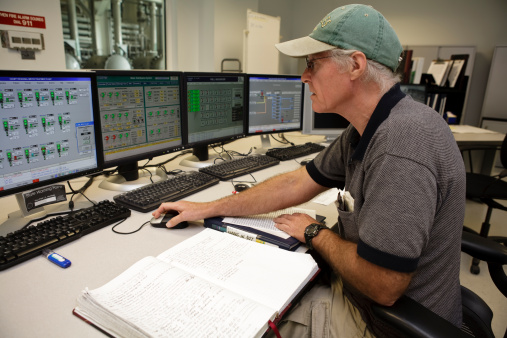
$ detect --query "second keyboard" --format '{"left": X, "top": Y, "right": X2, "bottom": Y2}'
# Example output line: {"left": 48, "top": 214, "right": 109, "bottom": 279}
{"left": 113, "top": 171, "right": 220, "bottom": 212}
{"left": 265, "top": 142, "right": 326, "bottom": 161}
{"left": 199, "top": 155, "right": 280, "bottom": 180}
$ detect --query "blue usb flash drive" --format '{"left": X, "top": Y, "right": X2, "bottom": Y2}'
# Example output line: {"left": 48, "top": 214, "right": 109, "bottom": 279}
{"left": 42, "top": 249, "right": 71, "bottom": 268}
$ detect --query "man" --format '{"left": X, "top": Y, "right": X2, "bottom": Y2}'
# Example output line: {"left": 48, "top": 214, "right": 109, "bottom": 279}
{"left": 154, "top": 4, "right": 465, "bottom": 337}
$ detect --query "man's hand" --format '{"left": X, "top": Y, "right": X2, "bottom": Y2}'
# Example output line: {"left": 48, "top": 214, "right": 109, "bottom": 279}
{"left": 152, "top": 201, "right": 209, "bottom": 228}
{"left": 274, "top": 213, "right": 318, "bottom": 243}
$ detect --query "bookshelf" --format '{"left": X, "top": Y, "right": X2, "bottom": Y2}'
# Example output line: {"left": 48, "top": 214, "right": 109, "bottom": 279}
{"left": 402, "top": 45, "right": 476, "bottom": 124}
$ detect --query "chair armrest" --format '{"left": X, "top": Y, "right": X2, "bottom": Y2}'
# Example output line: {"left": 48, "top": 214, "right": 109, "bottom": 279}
{"left": 370, "top": 296, "right": 470, "bottom": 338}
{"left": 462, "top": 233, "right": 507, "bottom": 297}
{"left": 461, "top": 232, "right": 507, "bottom": 264}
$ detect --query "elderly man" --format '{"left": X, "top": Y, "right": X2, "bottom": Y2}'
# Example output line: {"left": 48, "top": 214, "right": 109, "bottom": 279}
{"left": 154, "top": 4, "right": 465, "bottom": 337}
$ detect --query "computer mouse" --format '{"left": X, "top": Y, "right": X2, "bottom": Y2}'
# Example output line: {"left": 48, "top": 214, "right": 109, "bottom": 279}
{"left": 150, "top": 212, "right": 188, "bottom": 229}
{"left": 300, "top": 158, "right": 313, "bottom": 166}
{"left": 234, "top": 183, "right": 251, "bottom": 192}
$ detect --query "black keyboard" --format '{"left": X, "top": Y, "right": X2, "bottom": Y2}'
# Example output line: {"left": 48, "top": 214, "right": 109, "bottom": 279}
{"left": 265, "top": 142, "right": 326, "bottom": 161}
{"left": 113, "top": 171, "right": 220, "bottom": 212}
{"left": 199, "top": 155, "right": 280, "bottom": 180}
{"left": 0, "top": 200, "right": 131, "bottom": 271}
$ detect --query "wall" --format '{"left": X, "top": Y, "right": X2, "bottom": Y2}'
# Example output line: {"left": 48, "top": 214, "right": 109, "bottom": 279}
{"left": 258, "top": 0, "right": 507, "bottom": 127}
{"left": 0, "top": 0, "right": 65, "bottom": 70}
{"left": 166, "top": 0, "right": 214, "bottom": 72}
{"left": 214, "top": 0, "right": 258, "bottom": 73}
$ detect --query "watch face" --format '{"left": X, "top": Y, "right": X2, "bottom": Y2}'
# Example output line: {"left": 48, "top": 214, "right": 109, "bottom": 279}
{"left": 305, "top": 224, "right": 319, "bottom": 237}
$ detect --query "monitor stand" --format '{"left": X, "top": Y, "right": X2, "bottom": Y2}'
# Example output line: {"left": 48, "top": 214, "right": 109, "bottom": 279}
{"left": 179, "top": 145, "right": 232, "bottom": 168}
{"left": 98, "top": 166, "right": 168, "bottom": 192}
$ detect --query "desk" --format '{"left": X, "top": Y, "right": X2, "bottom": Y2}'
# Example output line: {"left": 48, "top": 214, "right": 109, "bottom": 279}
{"left": 450, "top": 125, "right": 505, "bottom": 175}
{"left": 0, "top": 132, "right": 337, "bottom": 338}
{"left": 0, "top": 128, "right": 503, "bottom": 337}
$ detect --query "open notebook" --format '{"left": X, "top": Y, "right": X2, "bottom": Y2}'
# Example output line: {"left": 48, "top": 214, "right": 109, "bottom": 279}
{"left": 74, "top": 229, "right": 319, "bottom": 338}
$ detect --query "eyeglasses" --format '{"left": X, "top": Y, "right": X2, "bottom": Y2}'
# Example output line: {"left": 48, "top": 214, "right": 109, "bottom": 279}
{"left": 305, "top": 55, "right": 334, "bottom": 70}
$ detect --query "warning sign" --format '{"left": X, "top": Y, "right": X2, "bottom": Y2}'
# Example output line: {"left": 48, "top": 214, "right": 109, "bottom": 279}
{"left": 0, "top": 11, "right": 46, "bottom": 29}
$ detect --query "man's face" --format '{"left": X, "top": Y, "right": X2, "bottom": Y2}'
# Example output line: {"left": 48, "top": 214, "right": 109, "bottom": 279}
{"left": 301, "top": 52, "right": 352, "bottom": 114}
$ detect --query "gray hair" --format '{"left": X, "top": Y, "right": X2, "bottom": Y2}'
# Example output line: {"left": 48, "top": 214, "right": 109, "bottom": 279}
{"left": 329, "top": 48, "right": 400, "bottom": 94}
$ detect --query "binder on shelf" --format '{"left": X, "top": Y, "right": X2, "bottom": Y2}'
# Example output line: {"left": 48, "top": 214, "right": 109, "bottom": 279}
{"left": 449, "top": 54, "right": 469, "bottom": 88}
{"left": 204, "top": 214, "right": 327, "bottom": 251}
{"left": 427, "top": 59, "right": 453, "bottom": 86}
{"left": 410, "top": 57, "right": 425, "bottom": 84}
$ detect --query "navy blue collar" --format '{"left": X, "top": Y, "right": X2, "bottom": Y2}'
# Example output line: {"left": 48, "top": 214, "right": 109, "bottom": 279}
{"left": 350, "top": 83, "right": 405, "bottom": 161}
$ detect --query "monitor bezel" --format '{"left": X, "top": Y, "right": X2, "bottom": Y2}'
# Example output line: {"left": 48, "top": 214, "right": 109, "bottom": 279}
{"left": 182, "top": 71, "right": 247, "bottom": 150}
{"left": 301, "top": 83, "right": 350, "bottom": 139}
{"left": 0, "top": 69, "right": 104, "bottom": 198}
{"left": 246, "top": 73, "right": 304, "bottom": 136}
{"left": 94, "top": 69, "right": 186, "bottom": 170}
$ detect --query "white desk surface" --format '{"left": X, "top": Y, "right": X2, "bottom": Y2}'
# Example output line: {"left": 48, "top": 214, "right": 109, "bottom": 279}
{"left": 451, "top": 125, "right": 505, "bottom": 146}
{"left": 0, "top": 128, "right": 504, "bottom": 337}
{"left": 0, "top": 132, "right": 337, "bottom": 338}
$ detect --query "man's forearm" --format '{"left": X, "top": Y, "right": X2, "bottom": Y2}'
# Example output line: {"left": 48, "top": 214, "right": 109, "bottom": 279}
{"left": 207, "top": 167, "right": 325, "bottom": 217}
{"left": 312, "top": 229, "right": 412, "bottom": 306}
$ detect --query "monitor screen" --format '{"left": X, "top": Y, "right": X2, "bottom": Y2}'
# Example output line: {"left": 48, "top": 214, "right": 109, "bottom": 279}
{"left": 301, "top": 83, "right": 349, "bottom": 141}
{"left": 183, "top": 72, "right": 246, "bottom": 162}
{"left": 0, "top": 70, "right": 102, "bottom": 198}
{"left": 400, "top": 84, "right": 427, "bottom": 104}
{"left": 247, "top": 74, "right": 304, "bottom": 135}
{"left": 95, "top": 70, "right": 185, "bottom": 181}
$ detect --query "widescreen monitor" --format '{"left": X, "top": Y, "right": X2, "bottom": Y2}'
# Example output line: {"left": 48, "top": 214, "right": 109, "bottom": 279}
{"left": 95, "top": 70, "right": 185, "bottom": 190}
{"left": 0, "top": 70, "right": 102, "bottom": 223}
{"left": 247, "top": 74, "right": 304, "bottom": 151}
{"left": 182, "top": 72, "right": 246, "bottom": 167}
{"left": 301, "top": 83, "right": 349, "bottom": 141}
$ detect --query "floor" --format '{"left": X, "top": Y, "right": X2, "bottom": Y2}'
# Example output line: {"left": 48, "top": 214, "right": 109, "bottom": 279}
{"left": 460, "top": 193, "right": 507, "bottom": 337}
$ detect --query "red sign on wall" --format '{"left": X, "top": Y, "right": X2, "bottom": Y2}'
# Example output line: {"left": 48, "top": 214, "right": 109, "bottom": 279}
{"left": 0, "top": 11, "right": 46, "bottom": 29}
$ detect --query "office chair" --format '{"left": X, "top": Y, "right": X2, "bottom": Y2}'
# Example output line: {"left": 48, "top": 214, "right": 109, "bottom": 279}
{"left": 370, "top": 231, "right": 507, "bottom": 338}
{"left": 462, "top": 133, "right": 507, "bottom": 274}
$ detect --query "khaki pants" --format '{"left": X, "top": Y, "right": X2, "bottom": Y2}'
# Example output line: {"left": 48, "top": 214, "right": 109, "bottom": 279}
{"left": 267, "top": 277, "right": 374, "bottom": 338}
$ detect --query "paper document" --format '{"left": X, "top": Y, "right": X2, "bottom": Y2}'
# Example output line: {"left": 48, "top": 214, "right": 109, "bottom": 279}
{"left": 224, "top": 208, "right": 316, "bottom": 234}
{"left": 449, "top": 125, "right": 498, "bottom": 134}
{"left": 312, "top": 188, "right": 339, "bottom": 205}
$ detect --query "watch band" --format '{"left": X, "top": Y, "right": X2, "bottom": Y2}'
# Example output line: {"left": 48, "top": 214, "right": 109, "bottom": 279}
{"left": 304, "top": 223, "right": 328, "bottom": 250}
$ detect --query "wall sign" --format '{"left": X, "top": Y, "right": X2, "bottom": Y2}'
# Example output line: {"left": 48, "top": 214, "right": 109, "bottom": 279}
{"left": 0, "top": 11, "right": 46, "bottom": 29}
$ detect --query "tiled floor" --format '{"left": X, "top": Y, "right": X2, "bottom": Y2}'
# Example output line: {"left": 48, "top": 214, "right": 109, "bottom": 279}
{"left": 460, "top": 196, "right": 507, "bottom": 337}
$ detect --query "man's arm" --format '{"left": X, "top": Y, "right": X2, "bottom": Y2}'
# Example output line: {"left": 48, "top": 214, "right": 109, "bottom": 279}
{"left": 153, "top": 166, "right": 328, "bottom": 227}
{"left": 274, "top": 213, "right": 412, "bottom": 306}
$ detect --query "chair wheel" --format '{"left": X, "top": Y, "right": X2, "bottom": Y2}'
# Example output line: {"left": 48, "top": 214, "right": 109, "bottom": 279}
{"left": 470, "top": 264, "right": 480, "bottom": 275}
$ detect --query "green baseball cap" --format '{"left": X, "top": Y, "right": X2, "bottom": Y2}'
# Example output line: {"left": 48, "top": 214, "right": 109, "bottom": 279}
{"left": 275, "top": 4, "right": 403, "bottom": 71}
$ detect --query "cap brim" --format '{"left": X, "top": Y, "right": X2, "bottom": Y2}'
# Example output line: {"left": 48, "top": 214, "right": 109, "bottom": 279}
{"left": 275, "top": 36, "right": 336, "bottom": 57}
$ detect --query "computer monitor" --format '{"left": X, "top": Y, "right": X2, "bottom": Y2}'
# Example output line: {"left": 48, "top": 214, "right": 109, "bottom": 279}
{"left": 400, "top": 84, "right": 427, "bottom": 104}
{"left": 181, "top": 72, "right": 246, "bottom": 167}
{"left": 0, "top": 70, "right": 102, "bottom": 225}
{"left": 247, "top": 74, "right": 304, "bottom": 152}
{"left": 301, "top": 84, "right": 349, "bottom": 141}
{"left": 94, "top": 70, "right": 185, "bottom": 190}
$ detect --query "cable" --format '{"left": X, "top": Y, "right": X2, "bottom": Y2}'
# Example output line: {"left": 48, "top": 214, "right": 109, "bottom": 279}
{"left": 112, "top": 219, "right": 149, "bottom": 235}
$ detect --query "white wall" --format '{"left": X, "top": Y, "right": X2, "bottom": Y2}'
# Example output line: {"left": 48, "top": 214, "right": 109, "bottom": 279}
{"left": 214, "top": 0, "right": 258, "bottom": 73}
{"left": 258, "top": 0, "right": 507, "bottom": 126}
{"left": 0, "top": 0, "right": 65, "bottom": 70}
{"left": 166, "top": 0, "right": 258, "bottom": 72}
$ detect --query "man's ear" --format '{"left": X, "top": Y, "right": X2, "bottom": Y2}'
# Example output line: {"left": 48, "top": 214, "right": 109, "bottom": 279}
{"left": 350, "top": 51, "right": 367, "bottom": 81}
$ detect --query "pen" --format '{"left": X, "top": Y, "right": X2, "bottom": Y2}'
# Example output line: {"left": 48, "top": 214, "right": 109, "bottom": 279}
{"left": 42, "top": 249, "right": 71, "bottom": 268}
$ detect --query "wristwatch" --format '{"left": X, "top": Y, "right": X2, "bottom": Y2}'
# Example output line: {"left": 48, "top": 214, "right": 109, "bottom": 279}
{"left": 304, "top": 223, "right": 328, "bottom": 250}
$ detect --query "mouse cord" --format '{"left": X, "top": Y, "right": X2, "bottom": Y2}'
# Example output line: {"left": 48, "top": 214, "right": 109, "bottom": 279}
{"left": 112, "top": 219, "right": 148, "bottom": 235}
{"left": 231, "top": 173, "right": 257, "bottom": 188}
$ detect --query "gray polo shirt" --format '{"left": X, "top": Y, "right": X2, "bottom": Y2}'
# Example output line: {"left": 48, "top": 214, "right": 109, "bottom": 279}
{"left": 306, "top": 84, "right": 465, "bottom": 328}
